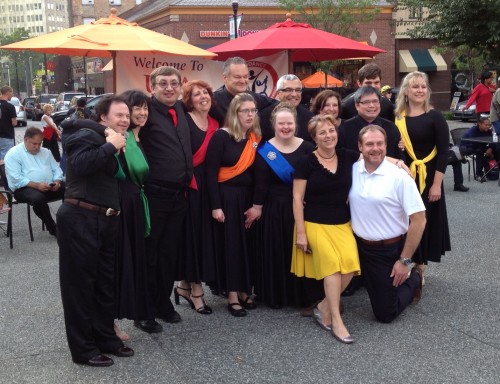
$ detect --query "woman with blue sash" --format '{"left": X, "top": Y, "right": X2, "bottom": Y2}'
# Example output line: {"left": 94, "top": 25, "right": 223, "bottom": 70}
{"left": 252, "top": 102, "right": 315, "bottom": 308}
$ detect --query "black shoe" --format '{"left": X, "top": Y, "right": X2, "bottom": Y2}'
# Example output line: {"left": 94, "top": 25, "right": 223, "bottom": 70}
{"left": 453, "top": 184, "right": 469, "bottom": 192}
{"left": 160, "top": 311, "right": 182, "bottom": 323}
{"left": 228, "top": 302, "right": 247, "bottom": 317}
{"left": 134, "top": 319, "right": 163, "bottom": 333}
{"left": 77, "top": 354, "right": 114, "bottom": 367}
{"left": 106, "top": 345, "right": 134, "bottom": 358}
{"left": 238, "top": 295, "right": 257, "bottom": 310}
{"left": 48, "top": 224, "right": 57, "bottom": 237}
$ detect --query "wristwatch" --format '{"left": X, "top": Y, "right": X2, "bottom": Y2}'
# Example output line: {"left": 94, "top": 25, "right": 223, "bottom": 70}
{"left": 399, "top": 257, "right": 413, "bottom": 267}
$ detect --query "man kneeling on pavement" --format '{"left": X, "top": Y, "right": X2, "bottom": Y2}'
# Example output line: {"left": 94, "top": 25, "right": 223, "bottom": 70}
{"left": 4, "top": 127, "right": 64, "bottom": 236}
{"left": 349, "top": 125, "right": 426, "bottom": 323}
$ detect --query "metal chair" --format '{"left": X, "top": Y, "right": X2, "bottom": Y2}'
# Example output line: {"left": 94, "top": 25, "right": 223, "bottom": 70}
{"left": 450, "top": 127, "right": 475, "bottom": 182}
{"left": 0, "top": 164, "right": 13, "bottom": 249}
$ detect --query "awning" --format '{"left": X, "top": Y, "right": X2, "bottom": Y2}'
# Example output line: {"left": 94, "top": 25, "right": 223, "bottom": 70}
{"left": 399, "top": 49, "right": 447, "bottom": 72}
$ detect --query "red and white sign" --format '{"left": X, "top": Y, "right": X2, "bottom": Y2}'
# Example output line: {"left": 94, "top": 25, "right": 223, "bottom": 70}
{"left": 114, "top": 51, "right": 287, "bottom": 96}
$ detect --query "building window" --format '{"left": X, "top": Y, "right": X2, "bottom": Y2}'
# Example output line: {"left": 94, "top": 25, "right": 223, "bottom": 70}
{"left": 109, "top": 0, "right": 122, "bottom": 5}
{"left": 408, "top": 7, "right": 423, "bottom": 20}
{"left": 82, "top": 0, "right": 94, "bottom": 5}
{"left": 83, "top": 18, "right": 96, "bottom": 25}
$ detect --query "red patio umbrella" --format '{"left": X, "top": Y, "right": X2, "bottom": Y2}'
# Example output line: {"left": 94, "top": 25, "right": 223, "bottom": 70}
{"left": 208, "top": 14, "right": 385, "bottom": 71}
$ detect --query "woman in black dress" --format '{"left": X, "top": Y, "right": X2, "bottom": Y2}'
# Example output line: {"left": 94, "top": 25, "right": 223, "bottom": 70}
{"left": 394, "top": 71, "right": 451, "bottom": 283}
{"left": 252, "top": 102, "right": 314, "bottom": 308}
{"left": 175, "top": 80, "right": 218, "bottom": 315}
{"left": 310, "top": 89, "right": 342, "bottom": 127}
{"left": 114, "top": 90, "right": 151, "bottom": 339}
{"left": 206, "top": 93, "right": 261, "bottom": 317}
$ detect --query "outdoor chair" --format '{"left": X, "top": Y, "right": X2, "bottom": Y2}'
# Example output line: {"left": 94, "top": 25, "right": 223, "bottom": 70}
{"left": 0, "top": 164, "right": 13, "bottom": 249}
{"left": 450, "top": 127, "right": 475, "bottom": 182}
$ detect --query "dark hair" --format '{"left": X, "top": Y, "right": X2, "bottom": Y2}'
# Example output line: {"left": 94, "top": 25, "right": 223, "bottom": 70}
{"left": 478, "top": 115, "right": 491, "bottom": 124}
{"left": 310, "top": 90, "right": 342, "bottom": 116}
{"left": 121, "top": 90, "right": 149, "bottom": 108}
{"left": 481, "top": 70, "right": 493, "bottom": 84}
{"left": 24, "top": 127, "right": 43, "bottom": 139}
{"left": 357, "top": 63, "right": 382, "bottom": 83}
{"left": 149, "top": 66, "right": 182, "bottom": 87}
{"left": 76, "top": 97, "right": 87, "bottom": 108}
{"left": 353, "top": 85, "right": 381, "bottom": 104}
{"left": 94, "top": 95, "right": 130, "bottom": 122}
{"left": 182, "top": 80, "right": 214, "bottom": 112}
{"left": 358, "top": 125, "right": 387, "bottom": 144}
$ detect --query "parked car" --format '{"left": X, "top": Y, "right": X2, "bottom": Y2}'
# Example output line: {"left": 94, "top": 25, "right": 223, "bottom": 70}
{"left": 54, "top": 92, "right": 85, "bottom": 112}
{"left": 52, "top": 93, "right": 113, "bottom": 127}
{"left": 452, "top": 101, "right": 476, "bottom": 121}
{"left": 21, "top": 97, "right": 36, "bottom": 120}
{"left": 8, "top": 97, "right": 27, "bottom": 127}
{"left": 33, "top": 93, "right": 58, "bottom": 121}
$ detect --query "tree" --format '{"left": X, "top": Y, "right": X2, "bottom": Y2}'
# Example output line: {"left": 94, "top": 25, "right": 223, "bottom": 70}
{"left": 394, "top": 0, "right": 500, "bottom": 63}
{"left": 277, "top": 0, "right": 381, "bottom": 78}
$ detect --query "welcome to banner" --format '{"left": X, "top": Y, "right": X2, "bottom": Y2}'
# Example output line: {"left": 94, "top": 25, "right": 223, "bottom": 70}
{"left": 114, "top": 51, "right": 288, "bottom": 97}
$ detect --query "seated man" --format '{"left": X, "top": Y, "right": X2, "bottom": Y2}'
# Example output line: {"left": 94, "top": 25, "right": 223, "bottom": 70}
{"left": 460, "top": 116, "right": 499, "bottom": 180}
{"left": 447, "top": 146, "right": 469, "bottom": 192}
{"left": 4, "top": 127, "right": 65, "bottom": 236}
{"left": 349, "top": 125, "right": 426, "bottom": 323}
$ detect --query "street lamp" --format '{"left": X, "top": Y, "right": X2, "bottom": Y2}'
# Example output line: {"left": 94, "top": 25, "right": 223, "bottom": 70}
{"left": 28, "top": 57, "right": 33, "bottom": 96}
{"left": 232, "top": 1, "right": 239, "bottom": 39}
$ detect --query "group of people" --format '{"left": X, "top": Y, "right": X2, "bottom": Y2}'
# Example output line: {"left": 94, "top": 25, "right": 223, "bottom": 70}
{"left": 0, "top": 57, "right": 455, "bottom": 363}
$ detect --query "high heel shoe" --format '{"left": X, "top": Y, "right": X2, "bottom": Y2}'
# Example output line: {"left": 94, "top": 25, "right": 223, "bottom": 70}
{"left": 238, "top": 295, "right": 257, "bottom": 310}
{"left": 174, "top": 286, "right": 193, "bottom": 308}
{"left": 190, "top": 293, "right": 213, "bottom": 315}
{"left": 228, "top": 303, "right": 247, "bottom": 317}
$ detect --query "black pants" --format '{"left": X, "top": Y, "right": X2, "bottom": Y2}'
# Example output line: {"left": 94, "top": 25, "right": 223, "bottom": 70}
{"left": 357, "top": 238, "right": 420, "bottom": 323}
{"left": 450, "top": 160, "right": 464, "bottom": 185}
{"left": 143, "top": 183, "right": 187, "bottom": 319}
{"left": 42, "top": 136, "right": 61, "bottom": 162}
{"left": 14, "top": 184, "right": 65, "bottom": 229}
{"left": 57, "top": 203, "right": 123, "bottom": 363}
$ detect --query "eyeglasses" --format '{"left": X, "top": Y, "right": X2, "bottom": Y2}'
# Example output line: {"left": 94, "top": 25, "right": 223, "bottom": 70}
{"left": 279, "top": 88, "right": 302, "bottom": 94}
{"left": 238, "top": 108, "right": 258, "bottom": 115}
{"left": 357, "top": 99, "right": 380, "bottom": 106}
{"left": 153, "top": 81, "right": 180, "bottom": 89}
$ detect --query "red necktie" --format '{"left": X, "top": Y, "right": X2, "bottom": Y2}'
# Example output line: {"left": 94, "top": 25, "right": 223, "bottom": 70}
{"left": 168, "top": 108, "right": 178, "bottom": 127}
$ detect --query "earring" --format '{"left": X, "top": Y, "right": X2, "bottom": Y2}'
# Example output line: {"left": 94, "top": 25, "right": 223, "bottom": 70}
{"left": 405, "top": 95, "right": 408, "bottom": 103}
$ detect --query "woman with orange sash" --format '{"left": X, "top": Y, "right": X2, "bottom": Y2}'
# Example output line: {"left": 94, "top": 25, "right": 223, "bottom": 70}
{"left": 206, "top": 93, "right": 262, "bottom": 317}
{"left": 174, "top": 80, "right": 218, "bottom": 315}
{"left": 395, "top": 71, "right": 450, "bottom": 283}
{"left": 252, "top": 103, "right": 315, "bottom": 308}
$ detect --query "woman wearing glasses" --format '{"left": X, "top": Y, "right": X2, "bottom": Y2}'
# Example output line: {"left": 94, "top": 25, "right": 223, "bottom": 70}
{"left": 252, "top": 102, "right": 315, "bottom": 309}
{"left": 206, "top": 93, "right": 262, "bottom": 317}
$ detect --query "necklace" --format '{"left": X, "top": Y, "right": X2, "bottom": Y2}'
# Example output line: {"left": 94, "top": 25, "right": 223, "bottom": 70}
{"left": 316, "top": 150, "right": 336, "bottom": 160}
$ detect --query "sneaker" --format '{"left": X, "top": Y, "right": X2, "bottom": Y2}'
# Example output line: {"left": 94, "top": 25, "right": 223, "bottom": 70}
{"left": 453, "top": 184, "right": 469, "bottom": 192}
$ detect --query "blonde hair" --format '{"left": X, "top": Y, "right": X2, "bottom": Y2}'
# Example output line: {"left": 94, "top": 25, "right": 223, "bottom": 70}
{"left": 395, "top": 71, "right": 432, "bottom": 118}
{"left": 271, "top": 102, "right": 297, "bottom": 135}
{"left": 225, "top": 93, "right": 261, "bottom": 141}
{"left": 307, "top": 114, "right": 337, "bottom": 139}
{"left": 42, "top": 103, "right": 53, "bottom": 114}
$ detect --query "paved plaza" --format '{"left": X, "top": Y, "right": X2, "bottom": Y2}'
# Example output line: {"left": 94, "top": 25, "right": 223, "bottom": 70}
{"left": 0, "top": 121, "right": 499, "bottom": 383}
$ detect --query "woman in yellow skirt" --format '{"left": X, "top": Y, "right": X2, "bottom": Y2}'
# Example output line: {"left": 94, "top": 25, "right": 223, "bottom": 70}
{"left": 292, "top": 114, "right": 360, "bottom": 344}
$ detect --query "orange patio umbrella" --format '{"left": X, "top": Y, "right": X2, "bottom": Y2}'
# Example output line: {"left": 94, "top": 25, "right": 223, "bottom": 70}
{"left": 0, "top": 8, "right": 216, "bottom": 92}
{"left": 301, "top": 71, "right": 343, "bottom": 88}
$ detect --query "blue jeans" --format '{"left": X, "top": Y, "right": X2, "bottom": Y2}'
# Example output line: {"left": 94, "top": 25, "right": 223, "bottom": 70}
{"left": 493, "top": 120, "right": 500, "bottom": 135}
{"left": 0, "top": 137, "right": 15, "bottom": 160}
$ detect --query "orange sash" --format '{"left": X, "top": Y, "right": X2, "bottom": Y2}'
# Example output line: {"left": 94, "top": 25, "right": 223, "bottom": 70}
{"left": 217, "top": 132, "right": 261, "bottom": 182}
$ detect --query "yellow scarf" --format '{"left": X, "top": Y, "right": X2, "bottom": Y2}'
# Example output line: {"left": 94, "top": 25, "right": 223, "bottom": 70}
{"left": 395, "top": 112, "right": 437, "bottom": 194}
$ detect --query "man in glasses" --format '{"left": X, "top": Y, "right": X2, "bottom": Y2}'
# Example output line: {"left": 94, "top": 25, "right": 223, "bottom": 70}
{"left": 259, "top": 74, "right": 314, "bottom": 142}
{"left": 211, "top": 56, "right": 276, "bottom": 128}
{"left": 135, "top": 66, "right": 193, "bottom": 334}
{"left": 341, "top": 63, "right": 395, "bottom": 122}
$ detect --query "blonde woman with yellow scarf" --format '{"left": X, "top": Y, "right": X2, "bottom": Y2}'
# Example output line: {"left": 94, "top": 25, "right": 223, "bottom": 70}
{"left": 394, "top": 71, "right": 451, "bottom": 284}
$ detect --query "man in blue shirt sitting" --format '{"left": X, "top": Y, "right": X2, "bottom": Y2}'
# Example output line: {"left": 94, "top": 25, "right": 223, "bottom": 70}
{"left": 4, "top": 127, "right": 64, "bottom": 236}
{"left": 460, "top": 116, "right": 499, "bottom": 180}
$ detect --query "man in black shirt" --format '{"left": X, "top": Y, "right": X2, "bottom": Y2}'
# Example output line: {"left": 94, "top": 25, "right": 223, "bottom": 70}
{"left": 210, "top": 56, "right": 276, "bottom": 127}
{"left": 259, "top": 74, "right": 314, "bottom": 142}
{"left": 0, "top": 86, "right": 17, "bottom": 161}
{"left": 338, "top": 86, "right": 402, "bottom": 159}
{"left": 135, "top": 66, "right": 193, "bottom": 333}
{"left": 57, "top": 95, "right": 132, "bottom": 367}
{"left": 340, "top": 63, "right": 394, "bottom": 122}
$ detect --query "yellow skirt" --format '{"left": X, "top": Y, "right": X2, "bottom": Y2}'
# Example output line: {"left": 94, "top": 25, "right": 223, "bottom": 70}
{"left": 291, "top": 221, "right": 360, "bottom": 280}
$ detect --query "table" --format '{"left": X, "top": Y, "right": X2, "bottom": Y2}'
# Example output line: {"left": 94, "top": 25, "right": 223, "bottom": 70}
{"left": 460, "top": 136, "right": 499, "bottom": 182}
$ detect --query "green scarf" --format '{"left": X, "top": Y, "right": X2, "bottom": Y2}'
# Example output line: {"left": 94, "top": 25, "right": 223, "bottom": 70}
{"left": 123, "top": 130, "right": 151, "bottom": 237}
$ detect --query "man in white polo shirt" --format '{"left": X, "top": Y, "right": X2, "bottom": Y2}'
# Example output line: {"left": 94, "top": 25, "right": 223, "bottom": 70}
{"left": 349, "top": 125, "right": 426, "bottom": 323}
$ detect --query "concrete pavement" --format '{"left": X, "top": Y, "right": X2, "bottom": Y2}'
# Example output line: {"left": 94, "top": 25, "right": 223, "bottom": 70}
{"left": 0, "top": 121, "right": 499, "bottom": 383}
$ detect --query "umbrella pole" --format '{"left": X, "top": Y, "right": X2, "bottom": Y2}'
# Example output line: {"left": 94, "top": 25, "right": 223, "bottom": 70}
{"left": 83, "top": 57, "right": 88, "bottom": 98}
{"left": 112, "top": 52, "right": 116, "bottom": 94}
{"left": 287, "top": 50, "right": 293, "bottom": 74}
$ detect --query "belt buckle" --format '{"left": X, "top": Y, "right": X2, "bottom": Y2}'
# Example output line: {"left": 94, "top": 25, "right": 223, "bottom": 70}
{"left": 106, "top": 208, "right": 120, "bottom": 216}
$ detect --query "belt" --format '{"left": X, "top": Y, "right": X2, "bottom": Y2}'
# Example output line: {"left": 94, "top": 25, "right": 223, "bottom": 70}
{"left": 65, "top": 198, "right": 120, "bottom": 217}
{"left": 358, "top": 235, "right": 403, "bottom": 247}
